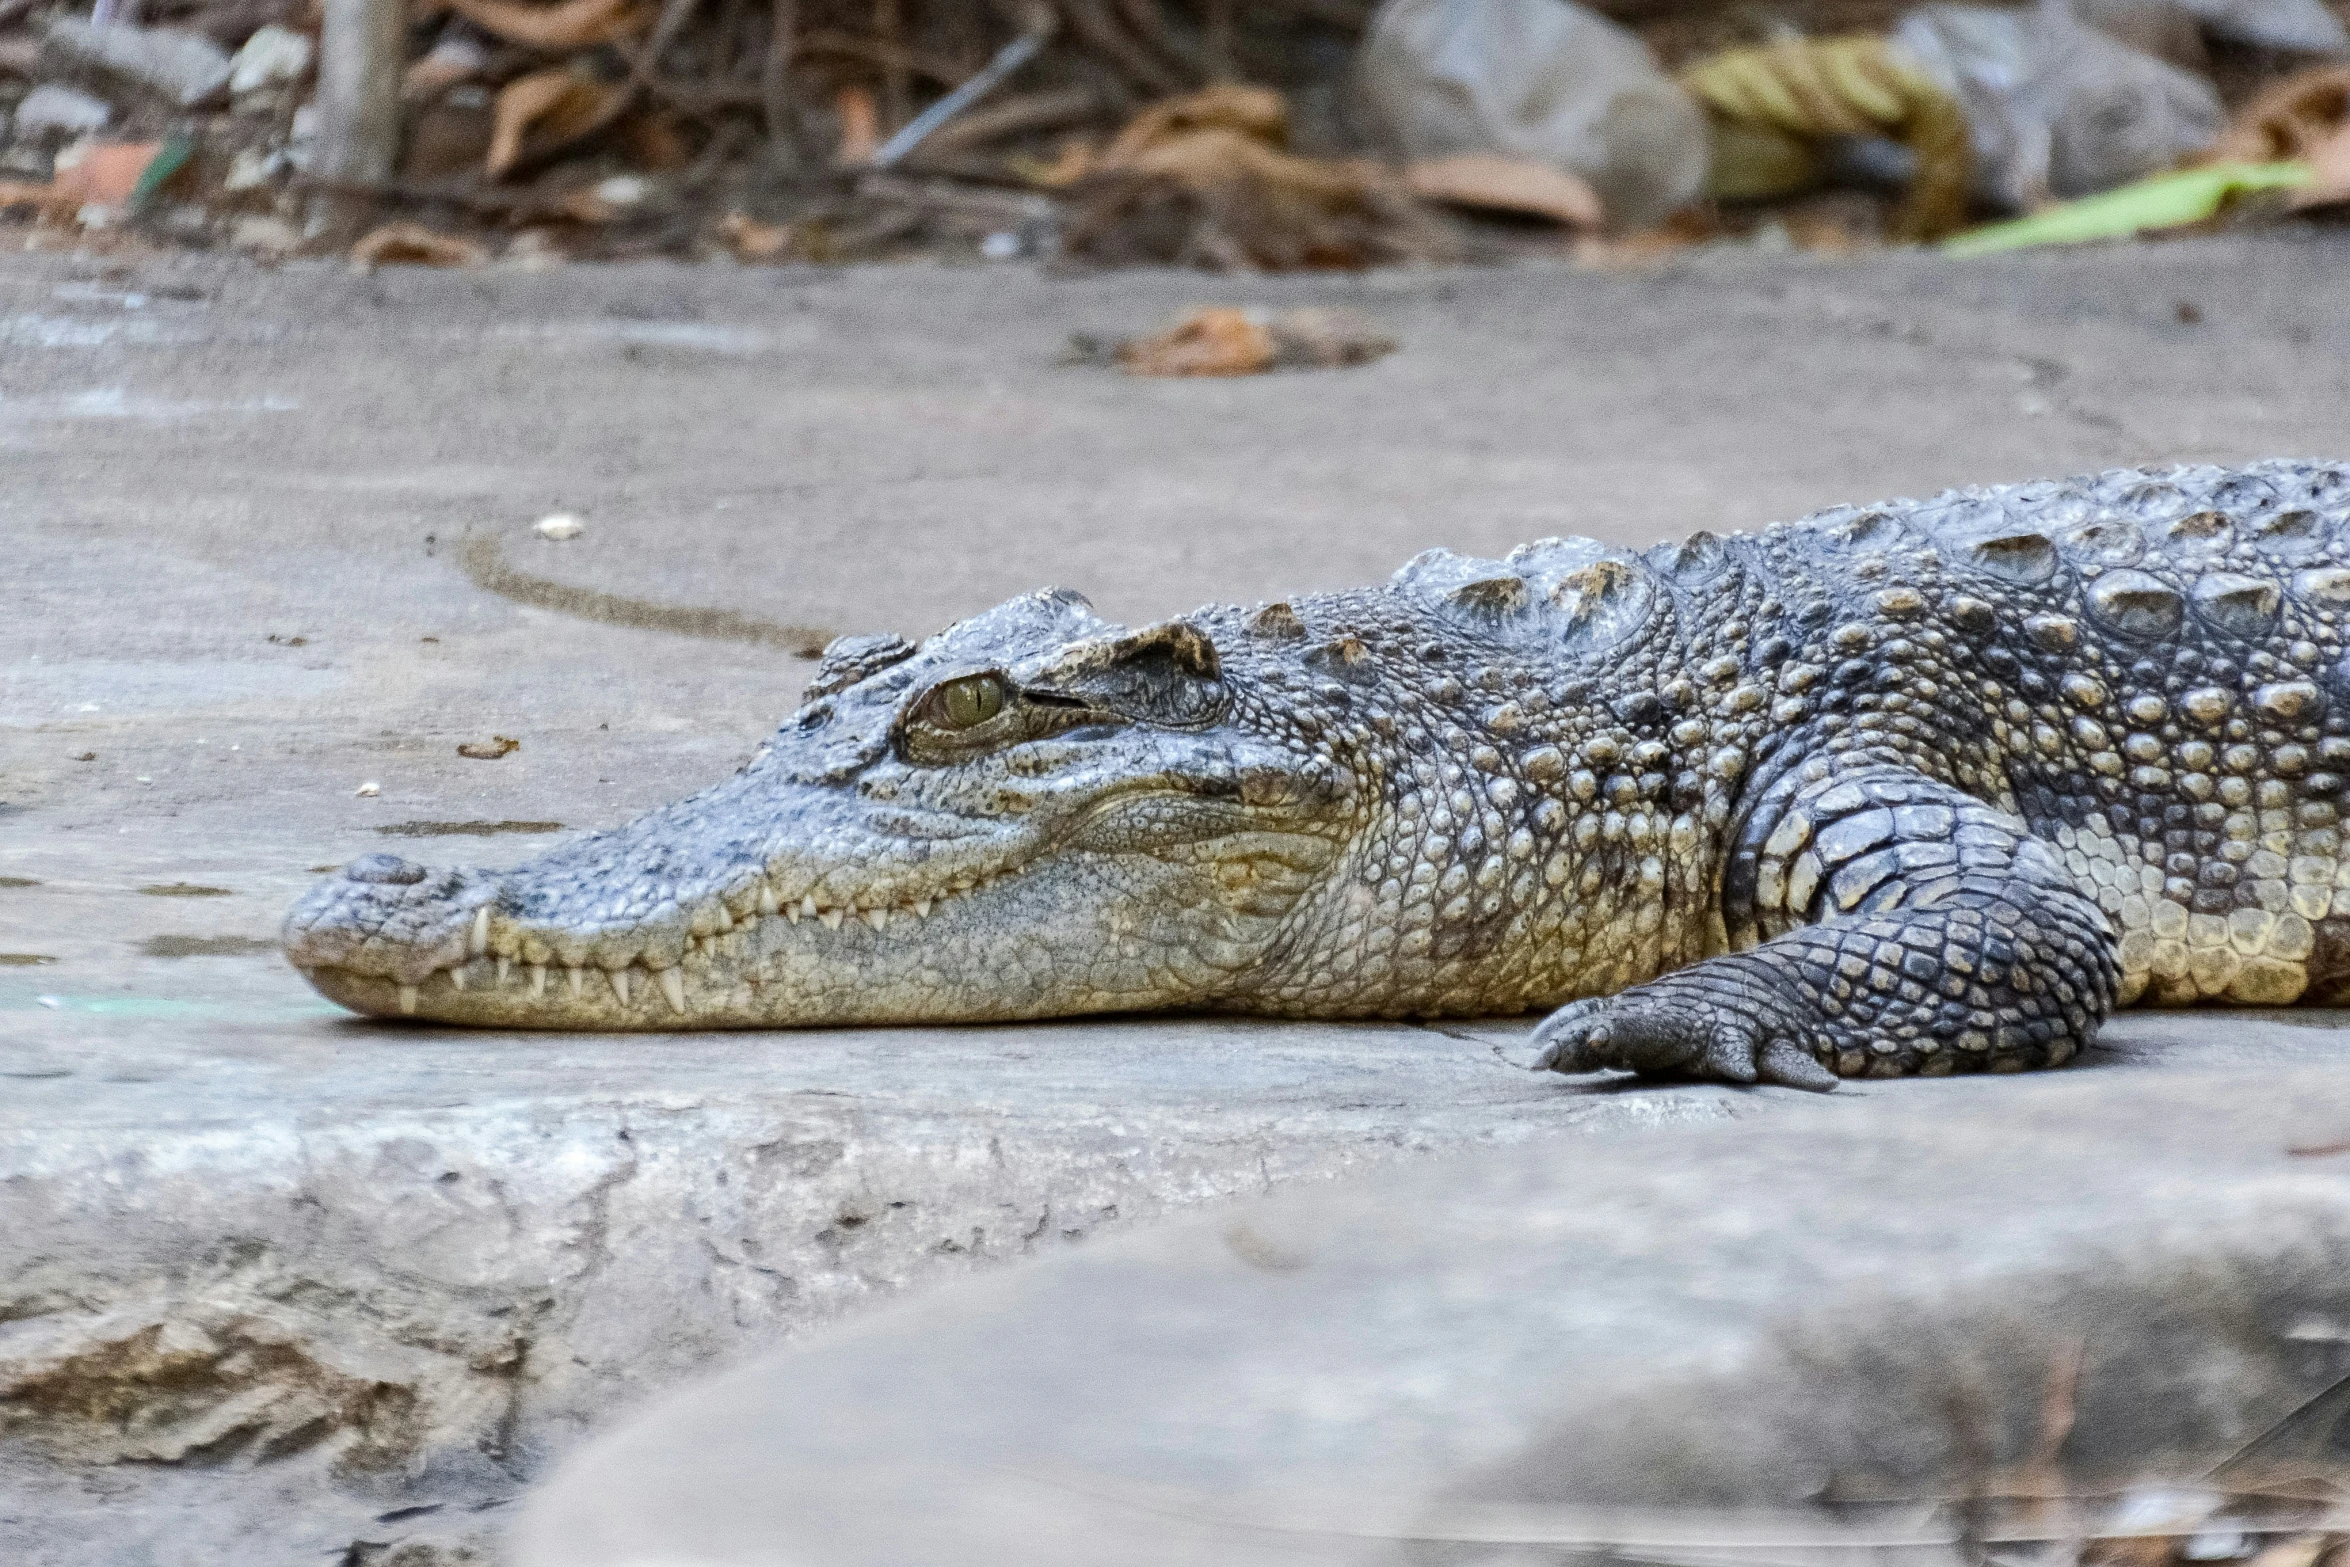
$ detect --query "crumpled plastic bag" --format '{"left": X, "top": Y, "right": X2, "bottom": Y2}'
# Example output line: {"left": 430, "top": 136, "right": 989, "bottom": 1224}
{"left": 1896, "top": 0, "right": 2225, "bottom": 209}
{"left": 1348, "top": 0, "right": 1707, "bottom": 229}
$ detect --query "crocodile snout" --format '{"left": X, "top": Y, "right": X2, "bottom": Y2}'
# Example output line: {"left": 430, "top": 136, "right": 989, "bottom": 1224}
{"left": 282, "top": 854, "right": 499, "bottom": 1008}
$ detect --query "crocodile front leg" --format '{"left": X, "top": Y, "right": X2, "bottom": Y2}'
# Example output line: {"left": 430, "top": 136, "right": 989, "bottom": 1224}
{"left": 1533, "top": 763, "right": 2120, "bottom": 1089}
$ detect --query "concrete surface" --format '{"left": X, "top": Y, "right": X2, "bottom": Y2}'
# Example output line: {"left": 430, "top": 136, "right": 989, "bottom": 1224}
{"left": 515, "top": 1054, "right": 2350, "bottom": 1567}
{"left": 4, "top": 233, "right": 2350, "bottom": 1565}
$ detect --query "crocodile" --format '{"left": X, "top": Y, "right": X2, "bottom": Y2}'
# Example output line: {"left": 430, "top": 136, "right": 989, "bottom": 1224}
{"left": 286, "top": 460, "right": 2350, "bottom": 1090}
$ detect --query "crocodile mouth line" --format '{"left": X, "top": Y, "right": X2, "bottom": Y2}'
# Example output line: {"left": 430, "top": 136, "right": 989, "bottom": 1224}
{"left": 300, "top": 852, "right": 1040, "bottom": 1020}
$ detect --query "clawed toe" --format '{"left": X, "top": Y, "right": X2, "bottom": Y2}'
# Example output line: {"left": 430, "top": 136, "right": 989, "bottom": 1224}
{"left": 1529, "top": 1000, "right": 1611, "bottom": 1074}
{"left": 1530, "top": 995, "right": 1839, "bottom": 1092}
{"left": 1757, "top": 1038, "right": 1839, "bottom": 1092}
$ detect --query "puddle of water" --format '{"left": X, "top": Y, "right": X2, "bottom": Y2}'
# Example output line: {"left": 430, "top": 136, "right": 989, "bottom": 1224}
{"left": 142, "top": 935, "right": 275, "bottom": 958}
{"left": 376, "top": 820, "right": 565, "bottom": 837}
{"left": 6, "top": 993, "right": 346, "bottom": 1018}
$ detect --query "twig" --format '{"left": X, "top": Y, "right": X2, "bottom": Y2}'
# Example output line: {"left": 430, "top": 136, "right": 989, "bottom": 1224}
{"left": 1248, "top": 0, "right": 1367, "bottom": 26}
{"left": 914, "top": 83, "right": 1101, "bottom": 155}
{"left": 854, "top": 169, "right": 1060, "bottom": 225}
{"left": 873, "top": 0, "right": 908, "bottom": 131}
{"left": 485, "top": 0, "right": 696, "bottom": 182}
{"left": 1056, "top": 0, "right": 1182, "bottom": 96}
{"left": 760, "top": 0, "right": 796, "bottom": 152}
{"left": 295, "top": 170, "right": 599, "bottom": 220}
{"left": 792, "top": 28, "right": 972, "bottom": 87}
{"left": 1113, "top": 0, "right": 1203, "bottom": 81}
{"left": 871, "top": 22, "right": 1053, "bottom": 170}
{"left": 1203, "top": 0, "right": 1235, "bottom": 81}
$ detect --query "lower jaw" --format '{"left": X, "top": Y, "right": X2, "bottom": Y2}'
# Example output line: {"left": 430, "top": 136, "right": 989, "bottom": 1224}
{"left": 303, "top": 962, "right": 784, "bottom": 1030}
{"left": 299, "top": 950, "right": 1131, "bottom": 1030}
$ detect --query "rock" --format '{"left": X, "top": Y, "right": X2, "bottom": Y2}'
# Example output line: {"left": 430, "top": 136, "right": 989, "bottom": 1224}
{"left": 42, "top": 18, "right": 232, "bottom": 109}
{"left": 515, "top": 1042, "right": 2350, "bottom": 1567}
{"left": 220, "top": 146, "right": 281, "bottom": 192}
{"left": 284, "top": 100, "right": 319, "bottom": 171}
{"left": 10, "top": 83, "right": 112, "bottom": 138}
{"left": 227, "top": 24, "right": 312, "bottom": 96}
{"left": 227, "top": 213, "right": 302, "bottom": 253}
{"left": 0, "top": 1003, "right": 1706, "bottom": 1567}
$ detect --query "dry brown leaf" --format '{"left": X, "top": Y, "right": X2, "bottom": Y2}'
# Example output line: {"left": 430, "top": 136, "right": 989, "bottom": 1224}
{"left": 445, "top": 0, "right": 647, "bottom": 50}
{"left": 1101, "top": 84, "right": 1289, "bottom": 167}
{"left": 834, "top": 83, "right": 879, "bottom": 167}
{"left": 1119, "top": 307, "right": 1275, "bottom": 376}
{"left": 1011, "top": 137, "right": 1098, "bottom": 189}
{"left": 620, "top": 109, "right": 691, "bottom": 171}
{"left": 718, "top": 210, "right": 794, "bottom": 261}
{"left": 2302, "top": 123, "right": 2350, "bottom": 208}
{"left": 1116, "top": 306, "right": 1395, "bottom": 377}
{"left": 1068, "top": 130, "right": 1454, "bottom": 269}
{"left": 53, "top": 141, "right": 163, "bottom": 207}
{"left": 403, "top": 50, "right": 479, "bottom": 101}
{"left": 0, "top": 179, "right": 79, "bottom": 218}
{"left": 487, "top": 68, "right": 620, "bottom": 178}
{"left": 1402, "top": 153, "right": 1604, "bottom": 227}
{"left": 456, "top": 735, "right": 520, "bottom": 760}
{"left": 2213, "top": 65, "right": 2350, "bottom": 164}
{"left": 1065, "top": 83, "right": 1455, "bottom": 270}
{"left": 351, "top": 221, "right": 488, "bottom": 269}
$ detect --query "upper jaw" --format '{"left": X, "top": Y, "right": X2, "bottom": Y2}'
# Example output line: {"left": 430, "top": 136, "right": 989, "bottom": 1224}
{"left": 282, "top": 806, "right": 1046, "bottom": 1022}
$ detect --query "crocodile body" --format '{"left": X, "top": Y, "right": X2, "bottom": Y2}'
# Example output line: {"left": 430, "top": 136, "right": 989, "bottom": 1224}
{"left": 286, "top": 460, "right": 2350, "bottom": 1088}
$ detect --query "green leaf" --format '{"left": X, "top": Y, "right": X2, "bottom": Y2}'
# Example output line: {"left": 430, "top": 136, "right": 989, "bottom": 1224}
{"left": 1941, "top": 162, "right": 2314, "bottom": 257}
{"left": 129, "top": 132, "right": 194, "bottom": 212}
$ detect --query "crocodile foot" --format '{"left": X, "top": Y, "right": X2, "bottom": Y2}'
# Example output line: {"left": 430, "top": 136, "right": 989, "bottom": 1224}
{"left": 1531, "top": 978, "right": 1841, "bottom": 1092}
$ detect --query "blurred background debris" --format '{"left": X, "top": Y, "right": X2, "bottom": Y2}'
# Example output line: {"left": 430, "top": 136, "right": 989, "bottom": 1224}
{"left": 0, "top": 0, "right": 2344, "bottom": 266}
{"left": 1075, "top": 300, "right": 1397, "bottom": 373}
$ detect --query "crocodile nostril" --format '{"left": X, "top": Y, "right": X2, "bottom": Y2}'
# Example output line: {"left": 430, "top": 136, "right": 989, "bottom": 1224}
{"left": 344, "top": 853, "right": 428, "bottom": 886}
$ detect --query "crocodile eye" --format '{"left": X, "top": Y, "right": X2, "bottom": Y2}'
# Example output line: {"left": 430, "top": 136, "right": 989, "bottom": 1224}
{"left": 934, "top": 674, "right": 1005, "bottom": 730}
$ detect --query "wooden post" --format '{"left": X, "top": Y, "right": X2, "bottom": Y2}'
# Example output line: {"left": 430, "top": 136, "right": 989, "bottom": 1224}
{"left": 316, "top": 0, "right": 404, "bottom": 185}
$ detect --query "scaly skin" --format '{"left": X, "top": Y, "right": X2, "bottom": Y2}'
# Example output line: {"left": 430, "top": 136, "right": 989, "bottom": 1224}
{"left": 286, "top": 460, "right": 2350, "bottom": 1089}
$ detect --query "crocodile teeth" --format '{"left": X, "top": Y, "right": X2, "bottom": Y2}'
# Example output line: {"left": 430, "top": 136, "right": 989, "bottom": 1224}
{"left": 800, "top": 895, "right": 820, "bottom": 920}
{"left": 783, "top": 902, "right": 801, "bottom": 924}
{"left": 913, "top": 898, "right": 932, "bottom": 918}
{"left": 567, "top": 965, "right": 584, "bottom": 999}
{"left": 450, "top": 965, "right": 469, "bottom": 991}
{"left": 757, "top": 885, "right": 779, "bottom": 917}
{"left": 496, "top": 957, "right": 511, "bottom": 986}
{"left": 609, "top": 967, "right": 632, "bottom": 1006}
{"left": 659, "top": 966, "right": 686, "bottom": 1014}
{"left": 713, "top": 906, "right": 733, "bottom": 934}
{"left": 398, "top": 985, "right": 419, "bottom": 1015}
{"left": 820, "top": 908, "right": 843, "bottom": 931}
{"left": 471, "top": 907, "right": 490, "bottom": 957}
{"left": 865, "top": 907, "right": 889, "bottom": 932}
{"left": 530, "top": 964, "right": 547, "bottom": 1000}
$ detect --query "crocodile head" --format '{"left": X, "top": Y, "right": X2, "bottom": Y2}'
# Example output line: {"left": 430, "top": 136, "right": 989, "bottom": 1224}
{"left": 283, "top": 589, "right": 1366, "bottom": 1028}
